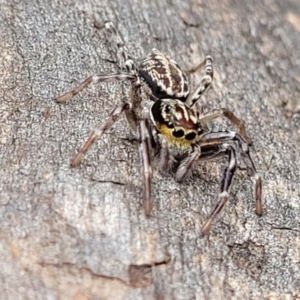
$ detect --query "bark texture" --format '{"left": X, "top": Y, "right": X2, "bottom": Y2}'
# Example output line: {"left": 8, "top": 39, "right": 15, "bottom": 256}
{"left": 1, "top": 0, "right": 300, "bottom": 299}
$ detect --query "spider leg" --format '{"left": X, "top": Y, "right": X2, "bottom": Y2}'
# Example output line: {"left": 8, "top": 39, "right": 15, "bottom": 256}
{"left": 200, "top": 130, "right": 262, "bottom": 217}
{"left": 198, "top": 144, "right": 228, "bottom": 161}
{"left": 185, "top": 59, "right": 206, "bottom": 76}
{"left": 199, "top": 109, "right": 252, "bottom": 144}
{"left": 201, "top": 144, "right": 237, "bottom": 232}
{"left": 186, "top": 56, "right": 213, "bottom": 106}
{"left": 138, "top": 119, "right": 153, "bottom": 215}
{"left": 71, "top": 102, "right": 130, "bottom": 166}
{"left": 176, "top": 146, "right": 201, "bottom": 182}
{"left": 104, "top": 21, "right": 136, "bottom": 74}
{"left": 56, "top": 73, "right": 136, "bottom": 102}
{"left": 121, "top": 82, "right": 142, "bottom": 133}
{"left": 158, "top": 135, "right": 176, "bottom": 171}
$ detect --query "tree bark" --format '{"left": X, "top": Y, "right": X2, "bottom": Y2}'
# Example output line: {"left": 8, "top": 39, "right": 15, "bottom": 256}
{"left": 1, "top": 0, "right": 300, "bottom": 299}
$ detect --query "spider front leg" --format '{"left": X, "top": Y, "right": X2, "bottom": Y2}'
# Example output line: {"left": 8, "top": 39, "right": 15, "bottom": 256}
{"left": 176, "top": 146, "right": 202, "bottom": 182}
{"left": 158, "top": 135, "right": 176, "bottom": 171}
{"left": 186, "top": 55, "right": 213, "bottom": 106}
{"left": 56, "top": 73, "right": 136, "bottom": 102}
{"left": 138, "top": 119, "right": 153, "bottom": 215}
{"left": 71, "top": 102, "right": 130, "bottom": 166}
{"left": 200, "top": 108, "right": 252, "bottom": 145}
{"left": 200, "top": 130, "right": 262, "bottom": 217}
{"left": 201, "top": 144, "right": 237, "bottom": 232}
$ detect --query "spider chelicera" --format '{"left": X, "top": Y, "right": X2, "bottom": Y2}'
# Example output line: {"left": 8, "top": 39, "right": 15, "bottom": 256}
{"left": 56, "top": 21, "right": 262, "bottom": 232}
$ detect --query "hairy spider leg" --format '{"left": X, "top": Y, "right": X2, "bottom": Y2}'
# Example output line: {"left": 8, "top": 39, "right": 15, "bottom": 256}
{"left": 198, "top": 130, "right": 262, "bottom": 231}
{"left": 175, "top": 146, "right": 202, "bottom": 182}
{"left": 138, "top": 119, "right": 153, "bottom": 215}
{"left": 199, "top": 108, "right": 252, "bottom": 145}
{"left": 56, "top": 73, "right": 136, "bottom": 102}
{"left": 104, "top": 21, "right": 137, "bottom": 75}
{"left": 56, "top": 21, "right": 138, "bottom": 103}
{"left": 71, "top": 102, "right": 130, "bottom": 166}
{"left": 157, "top": 134, "right": 176, "bottom": 171}
{"left": 185, "top": 59, "right": 206, "bottom": 76}
{"left": 200, "top": 144, "right": 237, "bottom": 232}
{"left": 186, "top": 56, "right": 213, "bottom": 106}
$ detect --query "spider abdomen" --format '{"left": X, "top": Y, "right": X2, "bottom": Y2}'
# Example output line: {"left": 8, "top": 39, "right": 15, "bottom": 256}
{"left": 139, "top": 48, "right": 189, "bottom": 101}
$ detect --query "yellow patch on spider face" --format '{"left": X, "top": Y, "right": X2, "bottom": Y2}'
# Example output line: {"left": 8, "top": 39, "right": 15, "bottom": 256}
{"left": 159, "top": 124, "right": 198, "bottom": 150}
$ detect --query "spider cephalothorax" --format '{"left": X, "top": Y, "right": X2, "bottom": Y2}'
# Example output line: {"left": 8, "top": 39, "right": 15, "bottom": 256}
{"left": 56, "top": 21, "right": 262, "bottom": 232}
{"left": 150, "top": 99, "right": 204, "bottom": 149}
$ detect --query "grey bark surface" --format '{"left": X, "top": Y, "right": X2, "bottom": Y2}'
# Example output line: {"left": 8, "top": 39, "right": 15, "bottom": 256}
{"left": 1, "top": 0, "right": 300, "bottom": 299}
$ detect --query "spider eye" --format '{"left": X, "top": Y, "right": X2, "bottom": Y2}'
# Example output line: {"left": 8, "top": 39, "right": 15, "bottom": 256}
{"left": 198, "top": 128, "right": 203, "bottom": 135}
{"left": 185, "top": 132, "right": 196, "bottom": 140}
{"left": 172, "top": 129, "right": 184, "bottom": 138}
{"left": 166, "top": 122, "right": 174, "bottom": 128}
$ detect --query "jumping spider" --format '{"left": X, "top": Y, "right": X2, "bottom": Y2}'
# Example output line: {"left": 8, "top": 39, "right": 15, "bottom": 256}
{"left": 56, "top": 21, "right": 262, "bottom": 232}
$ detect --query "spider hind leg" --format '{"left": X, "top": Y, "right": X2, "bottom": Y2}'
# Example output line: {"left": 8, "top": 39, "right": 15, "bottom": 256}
{"left": 201, "top": 144, "right": 237, "bottom": 232}
{"left": 199, "top": 130, "right": 262, "bottom": 231}
{"left": 186, "top": 55, "right": 213, "bottom": 106}
{"left": 104, "top": 21, "right": 136, "bottom": 74}
{"left": 56, "top": 73, "right": 136, "bottom": 102}
{"left": 71, "top": 102, "right": 130, "bottom": 166}
{"left": 138, "top": 119, "right": 153, "bottom": 215}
